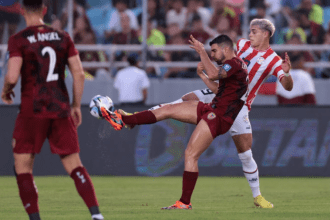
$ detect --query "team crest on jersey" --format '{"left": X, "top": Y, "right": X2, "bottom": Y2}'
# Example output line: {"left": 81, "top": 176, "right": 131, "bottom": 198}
{"left": 207, "top": 112, "right": 216, "bottom": 120}
{"left": 257, "top": 57, "right": 265, "bottom": 65}
{"left": 242, "top": 62, "right": 247, "bottom": 69}
{"left": 223, "top": 64, "right": 232, "bottom": 72}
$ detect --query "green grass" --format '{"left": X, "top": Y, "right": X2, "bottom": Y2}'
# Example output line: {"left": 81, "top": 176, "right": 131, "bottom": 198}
{"left": 1, "top": 176, "right": 330, "bottom": 220}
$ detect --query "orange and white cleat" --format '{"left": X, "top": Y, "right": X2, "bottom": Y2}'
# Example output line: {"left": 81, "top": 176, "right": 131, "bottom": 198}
{"left": 161, "top": 200, "right": 192, "bottom": 210}
{"left": 118, "top": 109, "right": 136, "bottom": 129}
{"left": 101, "top": 107, "right": 124, "bottom": 130}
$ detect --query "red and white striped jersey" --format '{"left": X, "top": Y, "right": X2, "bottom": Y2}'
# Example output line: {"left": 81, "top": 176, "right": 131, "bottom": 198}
{"left": 236, "top": 38, "right": 285, "bottom": 110}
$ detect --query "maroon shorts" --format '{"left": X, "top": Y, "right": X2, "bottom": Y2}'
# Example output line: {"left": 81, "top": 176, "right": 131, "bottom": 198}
{"left": 12, "top": 114, "right": 80, "bottom": 155}
{"left": 196, "top": 102, "right": 232, "bottom": 138}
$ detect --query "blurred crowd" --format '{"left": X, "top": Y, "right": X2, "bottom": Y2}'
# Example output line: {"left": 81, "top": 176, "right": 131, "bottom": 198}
{"left": 1, "top": 0, "right": 330, "bottom": 79}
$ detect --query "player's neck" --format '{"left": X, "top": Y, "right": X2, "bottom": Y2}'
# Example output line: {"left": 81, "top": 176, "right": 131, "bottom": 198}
{"left": 252, "top": 41, "right": 270, "bottom": 51}
{"left": 25, "top": 15, "right": 45, "bottom": 27}
{"left": 223, "top": 51, "right": 236, "bottom": 63}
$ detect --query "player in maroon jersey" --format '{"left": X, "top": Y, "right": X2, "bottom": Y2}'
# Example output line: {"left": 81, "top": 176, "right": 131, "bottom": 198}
{"left": 102, "top": 35, "right": 249, "bottom": 209}
{"left": 1, "top": 1, "right": 104, "bottom": 219}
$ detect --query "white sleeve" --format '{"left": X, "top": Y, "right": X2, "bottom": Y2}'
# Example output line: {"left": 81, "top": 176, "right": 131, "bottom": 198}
{"left": 271, "top": 58, "right": 285, "bottom": 81}
{"left": 113, "top": 74, "right": 120, "bottom": 89}
{"left": 107, "top": 11, "right": 118, "bottom": 32}
{"left": 128, "top": 10, "right": 139, "bottom": 30}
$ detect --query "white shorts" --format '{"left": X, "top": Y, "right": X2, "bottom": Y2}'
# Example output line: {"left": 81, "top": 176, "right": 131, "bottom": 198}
{"left": 229, "top": 105, "right": 252, "bottom": 136}
{"left": 193, "top": 88, "right": 252, "bottom": 136}
{"left": 192, "top": 88, "right": 216, "bottom": 103}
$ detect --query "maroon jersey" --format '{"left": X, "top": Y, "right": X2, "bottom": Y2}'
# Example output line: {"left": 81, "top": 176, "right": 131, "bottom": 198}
{"left": 211, "top": 57, "right": 248, "bottom": 123}
{"left": 8, "top": 25, "right": 78, "bottom": 118}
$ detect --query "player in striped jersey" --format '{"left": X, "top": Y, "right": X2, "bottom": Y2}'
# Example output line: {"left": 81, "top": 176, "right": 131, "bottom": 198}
{"left": 150, "top": 18, "right": 293, "bottom": 208}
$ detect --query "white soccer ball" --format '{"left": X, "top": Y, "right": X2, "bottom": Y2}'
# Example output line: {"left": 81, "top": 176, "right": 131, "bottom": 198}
{"left": 89, "top": 95, "right": 114, "bottom": 119}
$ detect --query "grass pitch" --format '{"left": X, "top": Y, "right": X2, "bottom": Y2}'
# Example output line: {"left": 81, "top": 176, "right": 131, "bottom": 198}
{"left": 0, "top": 176, "right": 330, "bottom": 220}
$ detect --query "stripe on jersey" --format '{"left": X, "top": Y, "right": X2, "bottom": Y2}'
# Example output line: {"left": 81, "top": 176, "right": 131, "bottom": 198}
{"left": 246, "top": 55, "right": 281, "bottom": 109}
{"left": 237, "top": 41, "right": 251, "bottom": 57}
{"left": 248, "top": 49, "right": 274, "bottom": 83}
{"left": 243, "top": 49, "right": 259, "bottom": 63}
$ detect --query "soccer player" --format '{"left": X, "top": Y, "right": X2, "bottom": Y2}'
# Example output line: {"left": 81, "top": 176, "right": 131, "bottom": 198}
{"left": 102, "top": 35, "right": 249, "bottom": 209}
{"left": 151, "top": 18, "right": 294, "bottom": 208}
{"left": 1, "top": 1, "right": 104, "bottom": 219}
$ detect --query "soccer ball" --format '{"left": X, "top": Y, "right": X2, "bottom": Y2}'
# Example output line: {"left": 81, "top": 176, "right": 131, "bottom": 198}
{"left": 89, "top": 95, "right": 114, "bottom": 119}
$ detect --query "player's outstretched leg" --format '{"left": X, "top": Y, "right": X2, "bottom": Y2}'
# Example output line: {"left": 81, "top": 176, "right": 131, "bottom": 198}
{"left": 101, "top": 108, "right": 125, "bottom": 130}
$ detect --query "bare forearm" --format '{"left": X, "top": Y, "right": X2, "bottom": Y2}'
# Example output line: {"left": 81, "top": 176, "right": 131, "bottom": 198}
{"left": 280, "top": 75, "right": 293, "bottom": 91}
{"left": 72, "top": 73, "right": 84, "bottom": 107}
{"left": 199, "top": 71, "right": 218, "bottom": 94}
{"left": 199, "top": 50, "right": 219, "bottom": 80}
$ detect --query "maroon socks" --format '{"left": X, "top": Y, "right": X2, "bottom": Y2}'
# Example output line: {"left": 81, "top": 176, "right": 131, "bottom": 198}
{"left": 70, "top": 166, "right": 99, "bottom": 208}
{"left": 16, "top": 173, "right": 39, "bottom": 215}
{"left": 122, "top": 110, "right": 157, "bottom": 125}
{"left": 179, "top": 171, "right": 199, "bottom": 205}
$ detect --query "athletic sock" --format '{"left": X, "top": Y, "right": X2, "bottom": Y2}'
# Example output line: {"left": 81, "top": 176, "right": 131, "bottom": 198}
{"left": 70, "top": 167, "right": 99, "bottom": 209}
{"left": 149, "top": 98, "right": 183, "bottom": 110}
{"left": 16, "top": 173, "right": 39, "bottom": 215}
{"left": 122, "top": 110, "right": 157, "bottom": 125}
{"left": 238, "top": 150, "right": 261, "bottom": 198}
{"left": 179, "top": 171, "right": 199, "bottom": 205}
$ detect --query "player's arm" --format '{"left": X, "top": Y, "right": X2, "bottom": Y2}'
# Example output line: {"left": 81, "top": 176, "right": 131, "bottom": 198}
{"left": 189, "top": 35, "right": 219, "bottom": 80}
{"left": 68, "top": 54, "right": 85, "bottom": 127}
{"left": 1, "top": 57, "right": 22, "bottom": 104}
{"left": 280, "top": 52, "right": 293, "bottom": 91}
{"left": 197, "top": 62, "right": 219, "bottom": 94}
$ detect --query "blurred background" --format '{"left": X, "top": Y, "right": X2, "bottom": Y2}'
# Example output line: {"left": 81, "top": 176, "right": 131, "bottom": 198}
{"left": 0, "top": 0, "right": 330, "bottom": 177}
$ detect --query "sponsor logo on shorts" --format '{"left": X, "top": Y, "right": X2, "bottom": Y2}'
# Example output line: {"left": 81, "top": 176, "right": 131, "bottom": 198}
{"left": 243, "top": 115, "right": 249, "bottom": 123}
{"left": 12, "top": 138, "right": 16, "bottom": 149}
{"left": 223, "top": 64, "right": 232, "bottom": 72}
{"left": 207, "top": 112, "right": 216, "bottom": 120}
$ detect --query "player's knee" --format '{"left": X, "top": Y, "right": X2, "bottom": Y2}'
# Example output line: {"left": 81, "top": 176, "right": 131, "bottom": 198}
{"left": 184, "top": 148, "right": 199, "bottom": 161}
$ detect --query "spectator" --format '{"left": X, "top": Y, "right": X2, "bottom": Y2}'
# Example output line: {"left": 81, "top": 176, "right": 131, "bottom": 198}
{"left": 114, "top": 54, "right": 150, "bottom": 106}
{"left": 285, "top": 33, "right": 315, "bottom": 75}
{"left": 297, "top": 9, "right": 325, "bottom": 44}
{"left": 209, "top": 0, "right": 240, "bottom": 34}
{"left": 316, "top": 33, "right": 330, "bottom": 78}
{"left": 283, "top": 12, "right": 307, "bottom": 44}
{"left": 105, "top": 0, "right": 139, "bottom": 41}
{"left": 60, "top": 0, "right": 86, "bottom": 30}
{"left": 74, "top": 17, "right": 108, "bottom": 78}
{"left": 113, "top": 12, "right": 140, "bottom": 62}
{"left": 276, "top": 53, "right": 316, "bottom": 105}
{"left": 166, "top": 0, "right": 187, "bottom": 30}
{"left": 299, "top": 0, "right": 323, "bottom": 25}
{"left": 184, "top": 0, "right": 211, "bottom": 31}
{"left": 113, "top": 12, "right": 140, "bottom": 45}
{"left": 137, "top": 0, "right": 166, "bottom": 33}
{"left": 251, "top": 2, "right": 275, "bottom": 25}
{"left": 264, "top": 0, "right": 281, "bottom": 19}
{"left": 163, "top": 33, "right": 199, "bottom": 78}
{"left": 0, "top": 0, "right": 20, "bottom": 42}
{"left": 185, "top": 14, "right": 211, "bottom": 44}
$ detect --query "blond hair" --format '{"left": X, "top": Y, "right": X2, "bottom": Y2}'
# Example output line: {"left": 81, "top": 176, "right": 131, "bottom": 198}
{"left": 250, "top": 18, "right": 275, "bottom": 37}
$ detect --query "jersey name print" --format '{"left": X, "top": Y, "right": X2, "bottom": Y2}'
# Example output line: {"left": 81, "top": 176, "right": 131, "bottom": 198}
{"left": 8, "top": 25, "right": 78, "bottom": 118}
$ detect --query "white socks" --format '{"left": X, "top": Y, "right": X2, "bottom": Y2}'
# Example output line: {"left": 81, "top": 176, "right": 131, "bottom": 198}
{"left": 238, "top": 149, "right": 261, "bottom": 198}
{"left": 149, "top": 98, "right": 183, "bottom": 110}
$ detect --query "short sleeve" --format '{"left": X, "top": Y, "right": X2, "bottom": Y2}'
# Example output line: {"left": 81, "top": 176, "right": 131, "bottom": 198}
{"left": 302, "top": 72, "right": 316, "bottom": 95}
{"left": 8, "top": 36, "right": 22, "bottom": 58}
{"left": 221, "top": 59, "right": 239, "bottom": 78}
{"left": 272, "top": 57, "right": 285, "bottom": 81}
{"left": 65, "top": 33, "right": 78, "bottom": 58}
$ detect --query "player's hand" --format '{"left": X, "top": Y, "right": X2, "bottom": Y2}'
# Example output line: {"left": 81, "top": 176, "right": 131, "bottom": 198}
{"left": 189, "top": 35, "right": 205, "bottom": 54}
{"left": 197, "top": 62, "right": 205, "bottom": 75}
{"left": 282, "top": 52, "right": 291, "bottom": 74}
{"left": 71, "top": 106, "right": 82, "bottom": 128}
{"left": 1, "top": 89, "right": 15, "bottom": 105}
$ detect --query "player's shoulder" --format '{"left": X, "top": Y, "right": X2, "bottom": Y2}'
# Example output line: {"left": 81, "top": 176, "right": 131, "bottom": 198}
{"left": 236, "top": 38, "right": 250, "bottom": 50}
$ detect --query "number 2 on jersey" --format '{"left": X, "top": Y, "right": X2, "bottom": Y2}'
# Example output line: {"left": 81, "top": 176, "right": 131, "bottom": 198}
{"left": 42, "top": 46, "right": 58, "bottom": 82}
